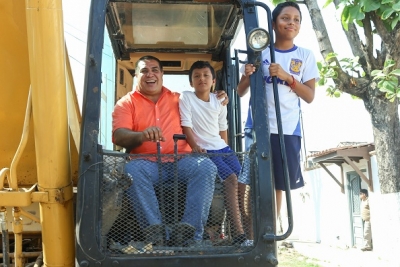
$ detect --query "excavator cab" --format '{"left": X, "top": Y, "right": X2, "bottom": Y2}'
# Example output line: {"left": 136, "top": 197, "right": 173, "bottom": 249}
{"left": 75, "top": 0, "right": 290, "bottom": 266}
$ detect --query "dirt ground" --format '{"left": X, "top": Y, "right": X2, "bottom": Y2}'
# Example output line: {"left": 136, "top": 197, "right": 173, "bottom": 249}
{"left": 277, "top": 245, "right": 323, "bottom": 267}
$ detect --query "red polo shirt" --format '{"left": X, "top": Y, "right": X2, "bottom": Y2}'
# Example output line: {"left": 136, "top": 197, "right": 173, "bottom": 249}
{"left": 112, "top": 86, "right": 191, "bottom": 155}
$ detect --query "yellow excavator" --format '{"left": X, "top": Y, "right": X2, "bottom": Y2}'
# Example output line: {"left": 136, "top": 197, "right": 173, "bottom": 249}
{"left": 0, "top": 0, "right": 293, "bottom": 266}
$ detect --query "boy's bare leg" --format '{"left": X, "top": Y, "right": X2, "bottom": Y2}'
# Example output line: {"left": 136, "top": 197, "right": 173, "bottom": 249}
{"left": 276, "top": 189, "right": 283, "bottom": 219}
{"left": 224, "top": 174, "right": 244, "bottom": 237}
{"left": 238, "top": 183, "right": 253, "bottom": 240}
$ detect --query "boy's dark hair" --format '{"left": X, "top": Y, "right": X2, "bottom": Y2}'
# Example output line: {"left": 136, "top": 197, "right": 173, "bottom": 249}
{"left": 135, "top": 55, "right": 163, "bottom": 73}
{"left": 188, "top": 61, "right": 216, "bottom": 84}
{"left": 272, "top": 1, "right": 302, "bottom": 23}
{"left": 360, "top": 189, "right": 368, "bottom": 196}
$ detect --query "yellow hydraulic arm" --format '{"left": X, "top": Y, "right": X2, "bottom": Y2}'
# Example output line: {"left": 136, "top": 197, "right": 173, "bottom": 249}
{"left": 0, "top": 1, "right": 80, "bottom": 266}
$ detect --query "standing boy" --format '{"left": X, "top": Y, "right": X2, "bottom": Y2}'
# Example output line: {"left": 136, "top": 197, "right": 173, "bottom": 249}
{"left": 237, "top": 1, "right": 320, "bottom": 220}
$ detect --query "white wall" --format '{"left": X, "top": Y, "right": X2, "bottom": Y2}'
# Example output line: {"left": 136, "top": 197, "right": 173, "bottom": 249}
{"left": 369, "top": 155, "right": 400, "bottom": 265}
{"left": 282, "top": 165, "right": 350, "bottom": 246}
{"left": 289, "top": 155, "right": 400, "bottom": 265}
{"left": 287, "top": 159, "right": 370, "bottom": 249}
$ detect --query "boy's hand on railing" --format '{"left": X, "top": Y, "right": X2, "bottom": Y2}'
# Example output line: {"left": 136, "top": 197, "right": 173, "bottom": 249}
{"left": 244, "top": 63, "right": 256, "bottom": 77}
{"left": 191, "top": 145, "right": 206, "bottom": 153}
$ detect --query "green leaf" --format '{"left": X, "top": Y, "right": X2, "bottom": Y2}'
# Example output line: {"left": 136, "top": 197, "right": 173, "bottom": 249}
{"left": 325, "top": 52, "right": 337, "bottom": 61}
{"left": 318, "top": 78, "right": 327, "bottom": 86}
{"left": 384, "top": 59, "right": 395, "bottom": 68}
{"left": 381, "top": 8, "right": 395, "bottom": 20}
{"left": 381, "top": 0, "right": 392, "bottom": 5}
{"left": 323, "top": 0, "right": 333, "bottom": 9}
{"left": 341, "top": 6, "right": 350, "bottom": 31}
{"left": 393, "top": 2, "right": 400, "bottom": 11}
{"left": 317, "top": 61, "right": 323, "bottom": 71}
{"left": 271, "top": 0, "right": 285, "bottom": 6}
{"left": 382, "top": 81, "right": 396, "bottom": 91}
{"left": 387, "top": 94, "right": 396, "bottom": 102}
{"left": 389, "top": 69, "right": 400, "bottom": 76}
{"left": 349, "top": 5, "right": 365, "bottom": 20}
{"left": 329, "top": 61, "right": 338, "bottom": 67}
{"left": 371, "top": 69, "right": 382, "bottom": 76}
{"left": 391, "top": 16, "right": 399, "bottom": 29}
{"left": 362, "top": 0, "right": 381, "bottom": 12}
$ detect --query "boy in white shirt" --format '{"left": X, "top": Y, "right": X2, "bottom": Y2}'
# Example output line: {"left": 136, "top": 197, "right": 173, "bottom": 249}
{"left": 179, "top": 61, "right": 250, "bottom": 246}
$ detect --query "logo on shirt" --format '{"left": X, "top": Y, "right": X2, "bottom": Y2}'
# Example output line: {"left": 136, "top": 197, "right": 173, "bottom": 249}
{"left": 262, "top": 58, "right": 270, "bottom": 65}
{"left": 290, "top": 58, "right": 302, "bottom": 75}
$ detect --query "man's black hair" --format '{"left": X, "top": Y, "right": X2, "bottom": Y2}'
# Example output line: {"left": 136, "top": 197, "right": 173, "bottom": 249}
{"left": 272, "top": 1, "right": 302, "bottom": 23}
{"left": 188, "top": 61, "right": 216, "bottom": 84}
{"left": 360, "top": 189, "right": 368, "bottom": 196}
{"left": 135, "top": 55, "right": 163, "bottom": 73}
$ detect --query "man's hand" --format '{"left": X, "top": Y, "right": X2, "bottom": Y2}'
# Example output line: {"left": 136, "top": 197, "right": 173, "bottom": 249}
{"left": 215, "top": 90, "right": 229, "bottom": 106}
{"left": 142, "top": 126, "right": 165, "bottom": 142}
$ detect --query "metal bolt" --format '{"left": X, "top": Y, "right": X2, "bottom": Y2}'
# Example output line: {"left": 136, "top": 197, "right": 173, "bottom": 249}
{"left": 80, "top": 261, "right": 89, "bottom": 267}
{"left": 266, "top": 253, "right": 278, "bottom": 266}
{"left": 83, "top": 152, "right": 91, "bottom": 161}
{"left": 238, "top": 256, "right": 244, "bottom": 263}
{"left": 112, "top": 260, "right": 119, "bottom": 266}
{"left": 254, "top": 256, "right": 260, "bottom": 262}
{"left": 89, "top": 54, "right": 96, "bottom": 66}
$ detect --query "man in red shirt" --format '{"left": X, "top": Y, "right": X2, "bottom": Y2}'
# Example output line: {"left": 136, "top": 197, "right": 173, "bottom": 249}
{"left": 112, "top": 55, "right": 223, "bottom": 246}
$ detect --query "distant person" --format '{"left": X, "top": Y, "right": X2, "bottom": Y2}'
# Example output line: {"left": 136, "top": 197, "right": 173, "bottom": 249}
{"left": 112, "top": 55, "right": 228, "bottom": 247}
{"left": 360, "top": 189, "right": 372, "bottom": 251}
{"left": 179, "top": 61, "right": 252, "bottom": 246}
{"left": 236, "top": 1, "right": 319, "bottom": 222}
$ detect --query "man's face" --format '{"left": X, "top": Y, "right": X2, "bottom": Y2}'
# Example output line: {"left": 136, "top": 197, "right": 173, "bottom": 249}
{"left": 136, "top": 59, "right": 163, "bottom": 97}
{"left": 360, "top": 193, "right": 366, "bottom": 200}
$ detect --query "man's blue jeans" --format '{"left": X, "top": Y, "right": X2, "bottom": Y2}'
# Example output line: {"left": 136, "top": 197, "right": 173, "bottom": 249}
{"left": 125, "top": 156, "right": 217, "bottom": 240}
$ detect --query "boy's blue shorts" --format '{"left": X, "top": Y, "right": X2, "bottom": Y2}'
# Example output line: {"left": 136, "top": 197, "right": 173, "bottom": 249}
{"left": 207, "top": 146, "right": 241, "bottom": 181}
{"left": 238, "top": 130, "right": 304, "bottom": 190}
{"left": 270, "top": 134, "right": 304, "bottom": 191}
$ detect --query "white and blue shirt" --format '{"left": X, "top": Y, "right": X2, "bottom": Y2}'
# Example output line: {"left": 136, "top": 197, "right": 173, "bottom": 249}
{"left": 242, "top": 45, "right": 319, "bottom": 136}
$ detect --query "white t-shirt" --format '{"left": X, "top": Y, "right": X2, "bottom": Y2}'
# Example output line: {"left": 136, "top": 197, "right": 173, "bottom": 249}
{"left": 179, "top": 91, "right": 228, "bottom": 150}
{"left": 241, "top": 45, "right": 320, "bottom": 136}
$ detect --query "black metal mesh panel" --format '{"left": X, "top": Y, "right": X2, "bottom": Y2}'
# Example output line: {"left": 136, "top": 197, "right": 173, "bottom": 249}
{"left": 100, "top": 151, "right": 256, "bottom": 256}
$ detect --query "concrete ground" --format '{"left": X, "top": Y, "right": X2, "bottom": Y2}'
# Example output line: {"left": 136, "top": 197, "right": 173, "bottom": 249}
{"left": 282, "top": 239, "right": 400, "bottom": 267}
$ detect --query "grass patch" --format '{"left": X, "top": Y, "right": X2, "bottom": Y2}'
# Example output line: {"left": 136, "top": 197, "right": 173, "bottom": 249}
{"left": 277, "top": 247, "right": 322, "bottom": 267}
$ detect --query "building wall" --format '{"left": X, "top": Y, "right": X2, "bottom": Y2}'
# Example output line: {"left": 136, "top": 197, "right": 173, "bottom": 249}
{"left": 369, "top": 155, "right": 400, "bottom": 264}
{"left": 286, "top": 159, "right": 370, "bottom": 249}
{"left": 289, "top": 155, "right": 400, "bottom": 265}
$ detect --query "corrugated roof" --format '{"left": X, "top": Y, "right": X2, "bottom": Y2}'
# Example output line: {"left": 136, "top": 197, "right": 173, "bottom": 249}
{"left": 307, "top": 142, "right": 374, "bottom": 159}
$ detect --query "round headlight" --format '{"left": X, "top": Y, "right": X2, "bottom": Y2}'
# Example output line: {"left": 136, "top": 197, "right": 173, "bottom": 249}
{"left": 247, "top": 28, "right": 270, "bottom": 52}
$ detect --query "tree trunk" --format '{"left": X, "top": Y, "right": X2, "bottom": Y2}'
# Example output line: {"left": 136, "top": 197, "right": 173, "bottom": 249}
{"left": 364, "top": 95, "right": 400, "bottom": 193}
